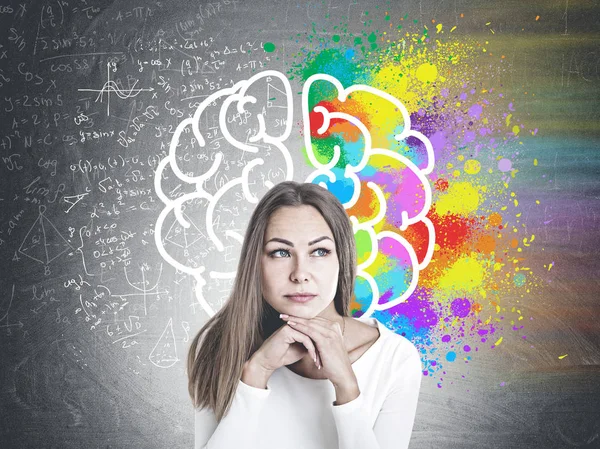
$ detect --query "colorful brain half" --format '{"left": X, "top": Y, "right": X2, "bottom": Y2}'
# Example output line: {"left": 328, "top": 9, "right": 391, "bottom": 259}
{"left": 302, "top": 74, "right": 435, "bottom": 316}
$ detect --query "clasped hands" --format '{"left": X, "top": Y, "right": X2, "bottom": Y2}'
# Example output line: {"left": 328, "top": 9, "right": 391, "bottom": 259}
{"left": 279, "top": 313, "right": 359, "bottom": 397}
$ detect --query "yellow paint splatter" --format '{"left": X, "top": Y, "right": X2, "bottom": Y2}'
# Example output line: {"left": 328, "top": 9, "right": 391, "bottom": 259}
{"left": 416, "top": 63, "right": 438, "bottom": 84}
{"left": 372, "top": 65, "right": 410, "bottom": 100}
{"left": 436, "top": 181, "right": 481, "bottom": 215}
{"left": 512, "top": 125, "right": 520, "bottom": 135}
{"left": 494, "top": 337, "right": 503, "bottom": 346}
{"left": 558, "top": 354, "right": 568, "bottom": 360}
{"left": 438, "top": 256, "right": 485, "bottom": 294}
{"left": 464, "top": 159, "right": 481, "bottom": 174}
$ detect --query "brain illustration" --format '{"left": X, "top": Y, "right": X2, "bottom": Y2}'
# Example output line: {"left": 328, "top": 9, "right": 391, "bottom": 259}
{"left": 154, "top": 70, "right": 435, "bottom": 318}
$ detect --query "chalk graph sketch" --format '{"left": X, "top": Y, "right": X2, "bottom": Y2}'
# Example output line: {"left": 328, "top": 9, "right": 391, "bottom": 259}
{"left": 153, "top": 69, "right": 436, "bottom": 319}
{"left": 78, "top": 60, "right": 153, "bottom": 116}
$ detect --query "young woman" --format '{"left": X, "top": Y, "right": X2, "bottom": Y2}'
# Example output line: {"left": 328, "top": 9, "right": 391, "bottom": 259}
{"left": 188, "top": 181, "right": 422, "bottom": 449}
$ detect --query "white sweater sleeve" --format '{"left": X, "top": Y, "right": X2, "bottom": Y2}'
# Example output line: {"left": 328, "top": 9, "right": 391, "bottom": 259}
{"left": 194, "top": 379, "right": 271, "bottom": 449}
{"left": 330, "top": 344, "right": 423, "bottom": 449}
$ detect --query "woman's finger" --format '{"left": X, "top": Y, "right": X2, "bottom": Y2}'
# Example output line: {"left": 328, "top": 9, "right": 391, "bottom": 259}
{"left": 283, "top": 315, "right": 330, "bottom": 333}
{"left": 288, "top": 326, "right": 320, "bottom": 368}
{"left": 288, "top": 322, "right": 324, "bottom": 369}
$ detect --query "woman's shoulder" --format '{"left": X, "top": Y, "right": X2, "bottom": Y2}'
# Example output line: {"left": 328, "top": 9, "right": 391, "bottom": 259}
{"left": 369, "top": 318, "right": 422, "bottom": 368}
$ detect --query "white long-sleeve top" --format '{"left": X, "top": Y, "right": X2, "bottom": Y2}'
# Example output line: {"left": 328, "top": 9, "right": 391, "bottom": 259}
{"left": 194, "top": 316, "right": 423, "bottom": 449}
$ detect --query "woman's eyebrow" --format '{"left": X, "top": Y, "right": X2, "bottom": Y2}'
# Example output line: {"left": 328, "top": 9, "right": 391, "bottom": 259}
{"left": 264, "top": 236, "right": 333, "bottom": 247}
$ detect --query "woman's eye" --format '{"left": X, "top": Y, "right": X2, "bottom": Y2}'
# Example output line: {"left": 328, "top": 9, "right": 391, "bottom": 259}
{"left": 270, "top": 249, "right": 289, "bottom": 257}
{"left": 314, "top": 248, "right": 331, "bottom": 257}
{"left": 268, "top": 248, "right": 331, "bottom": 258}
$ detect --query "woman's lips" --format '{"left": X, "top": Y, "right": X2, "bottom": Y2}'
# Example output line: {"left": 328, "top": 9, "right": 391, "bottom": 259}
{"left": 285, "top": 295, "right": 316, "bottom": 303}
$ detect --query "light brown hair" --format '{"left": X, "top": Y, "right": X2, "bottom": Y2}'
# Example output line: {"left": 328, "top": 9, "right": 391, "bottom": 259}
{"left": 187, "top": 181, "right": 357, "bottom": 421}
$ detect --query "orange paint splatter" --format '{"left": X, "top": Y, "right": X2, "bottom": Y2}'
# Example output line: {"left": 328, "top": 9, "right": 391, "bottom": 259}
{"left": 346, "top": 181, "right": 380, "bottom": 222}
{"left": 476, "top": 235, "right": 496, "bottom": 254}
{"left": 488, "top": 212, "right": 502, "bottom": 227}
{"left": 330, "top": 120, "right": 363, "bottom": 142}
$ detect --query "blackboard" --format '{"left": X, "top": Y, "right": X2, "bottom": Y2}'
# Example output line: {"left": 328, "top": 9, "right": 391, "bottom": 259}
{"left": 1, "top": 0, "right": 599, "bottom": 448}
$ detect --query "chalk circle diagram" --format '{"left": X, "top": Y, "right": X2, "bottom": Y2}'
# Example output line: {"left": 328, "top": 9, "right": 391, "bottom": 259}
{"left": 153, "top": 70, "right": 435, "bottom": 319}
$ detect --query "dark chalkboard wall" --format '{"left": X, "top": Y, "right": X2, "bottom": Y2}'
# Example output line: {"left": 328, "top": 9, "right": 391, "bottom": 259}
{"left": 1, "top": 0, "right": 599, "bottom": 448}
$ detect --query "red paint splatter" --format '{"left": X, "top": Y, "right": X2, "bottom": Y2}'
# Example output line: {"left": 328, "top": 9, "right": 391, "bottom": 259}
{"left": 428, "top": 208, "right": 477, "bottom": 250}
{"left": 435, "top": 178, "right": 449, "bottom": 191}
{"left": 309, "top": 101, "right": 341, "bottom": 138}
{"left": 400, "top": 219, "right": 432, "bottom": 263}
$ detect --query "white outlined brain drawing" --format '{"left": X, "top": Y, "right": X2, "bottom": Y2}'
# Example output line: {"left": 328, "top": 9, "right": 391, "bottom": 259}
{"left": 154, "top": 70, "right": 435, "bottom": 318}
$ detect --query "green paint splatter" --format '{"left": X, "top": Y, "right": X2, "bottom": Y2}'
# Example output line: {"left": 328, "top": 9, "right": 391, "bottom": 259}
{"left": 333, "top": 34, "right": 340, "bottom": 42}
{"left": 514, "top": 273, "right": 526, "bottom": 287}
{"left": 298, "top": 48, "right": 368, "bottom": 99}
{"left": 264, "top": 42, "right": 276, "bottom": 52}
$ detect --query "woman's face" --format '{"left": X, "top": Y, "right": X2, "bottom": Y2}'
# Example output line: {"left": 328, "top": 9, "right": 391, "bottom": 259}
{"left": 261, "top": 205, "right": 340, "bottom": 319}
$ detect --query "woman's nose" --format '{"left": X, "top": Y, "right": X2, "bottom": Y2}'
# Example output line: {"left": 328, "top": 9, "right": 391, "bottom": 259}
{"left": 290, "top": 256, "right": 310, "bottom": 282}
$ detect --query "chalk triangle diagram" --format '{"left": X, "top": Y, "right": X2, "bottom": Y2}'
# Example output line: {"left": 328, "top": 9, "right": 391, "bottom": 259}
{"left": 200, "top": 60, "right": 216, "bottom": 75}
{"left": 148, "top": 317, "right": 179, "bottom": 368}
{"left": 163, "top": 212, "right": 207, "bottom": 249}
{"left": 267, "top": 83, "right": 287, "bottom": 109}
{"left": 19, "top": 211, "right": 73, "bottom": 264}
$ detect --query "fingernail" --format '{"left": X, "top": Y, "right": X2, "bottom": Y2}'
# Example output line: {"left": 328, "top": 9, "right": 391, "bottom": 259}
{"left": 279, "top": 314, "right": 289, "bottom": 319}
{"left": 288, "top": 321, "right": 296, "bottom": 326}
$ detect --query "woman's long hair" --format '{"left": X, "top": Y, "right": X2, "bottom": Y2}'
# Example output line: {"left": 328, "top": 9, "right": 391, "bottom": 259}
{"left": 186, "top": 181, "right": 357, "bottom": 421}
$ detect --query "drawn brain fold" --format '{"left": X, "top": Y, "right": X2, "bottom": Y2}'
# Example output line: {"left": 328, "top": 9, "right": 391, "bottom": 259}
{"left": 154, "top": 71, "right": 435, "bottom": 316}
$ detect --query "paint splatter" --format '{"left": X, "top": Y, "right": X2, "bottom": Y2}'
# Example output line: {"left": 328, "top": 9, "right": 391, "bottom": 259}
{"left": 284, "top": 14, "right": 541, "bottom": 387}
{"left": 263, "top": 42, "right": 276, "bottom": 52}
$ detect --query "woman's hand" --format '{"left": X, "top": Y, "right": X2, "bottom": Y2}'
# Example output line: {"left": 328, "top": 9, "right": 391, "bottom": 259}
{"left": 279, "top": 314, "right": 358, "bottom": 391}
{"left": 249, "top": 320, "right": 321, "bottom": 374}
